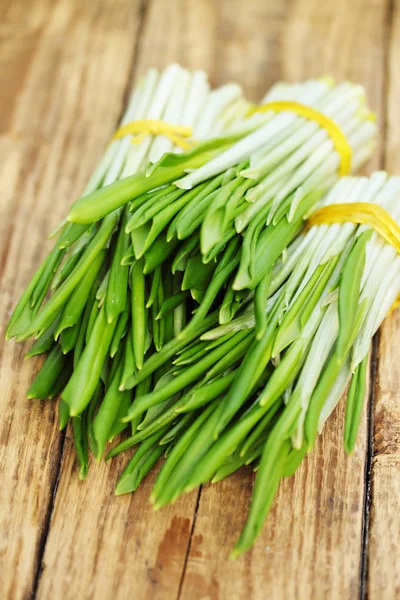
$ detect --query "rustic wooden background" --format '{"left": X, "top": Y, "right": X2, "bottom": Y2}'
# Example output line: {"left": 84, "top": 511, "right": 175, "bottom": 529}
{"left": 1, "top": 0, "right": 399, "bottom": 598}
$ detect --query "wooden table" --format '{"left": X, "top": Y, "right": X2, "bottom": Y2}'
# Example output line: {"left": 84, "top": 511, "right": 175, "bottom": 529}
{"left": 1, "top": 0, "right": 399, "bottom": 598}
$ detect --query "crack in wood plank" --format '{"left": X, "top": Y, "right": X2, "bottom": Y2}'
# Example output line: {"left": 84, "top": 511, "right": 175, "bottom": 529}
{"left": 176, "top": 487, "right": 203, "bottom": 600}
{"left": 31, "top": 431, "right": 67, "bottom": 599}
{"left": 359, "top": 334, "right": 380, "bottom": 600}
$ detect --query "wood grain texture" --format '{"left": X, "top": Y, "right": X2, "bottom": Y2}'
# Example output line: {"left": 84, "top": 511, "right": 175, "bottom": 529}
{"left": 368, "top": 1, "right": 400, "bottom": 596}
{"left": 37, "top": 440, "right": 199, "bottom": 600}
{"left": 0, "top": 0, "right": 141, "bottom": 597}
{"left": 180, "top": 402, "right": 367, "bottom": 600}
{"left": 368, "top": 456, "right": 400, "bottom": 599}
{"left": 0, "top": 0, "right": 398, "bottom": 599}
{"left": 135, "top": 0, "right": 289, "bottom": 100}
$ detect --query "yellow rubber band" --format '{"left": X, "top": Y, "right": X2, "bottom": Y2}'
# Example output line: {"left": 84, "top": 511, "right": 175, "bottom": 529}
{"left": 248, "top": 101, "right": 352, "bottom": 176}
{"left": 306, "top": 202, "right": 400, "bottom": 313}
{"left": 112, "top": 120, "right": 194, "bottom": 150}
{"left": 305, "top": 202, "right": 400, "bottom": 254}
{"left": 388, "top": 296, "right": 400, "bottom": 314}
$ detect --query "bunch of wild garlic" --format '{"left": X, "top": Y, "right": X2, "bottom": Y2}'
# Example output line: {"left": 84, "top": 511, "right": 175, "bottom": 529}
{"left": 7, "top": 67, "right": 386, "bottom": 559}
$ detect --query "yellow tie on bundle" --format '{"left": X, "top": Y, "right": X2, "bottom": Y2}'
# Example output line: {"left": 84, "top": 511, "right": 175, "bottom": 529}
{"left": 112, "top": 119, "right": 194, "bottom": 150}
{"left": 113, "top": 102, "right": 357, "bottom": 172}
{"left": 113, "top": 102, "right": 354, "bottom": 170}
{"left": 306, "top": 202, "right": 400, "bottom": 313}
{"left": 248, "top": 101, "right": 353, "bottom": 176}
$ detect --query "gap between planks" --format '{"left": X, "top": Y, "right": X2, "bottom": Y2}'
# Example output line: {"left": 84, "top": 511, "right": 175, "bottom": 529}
{"left": 31, "top": 431, "right": 67, "bottom": 598}
{"left": 358, "top": 334, "right": 379, "bottom": 600}
{"left": 359, "top": 1, "right": 395, "bottom": 596}
{"left": 176, "top": 487, "right": 203, "bottom": 600}
{"left": 27, "top": 1, "right": 162, "bottom": 596}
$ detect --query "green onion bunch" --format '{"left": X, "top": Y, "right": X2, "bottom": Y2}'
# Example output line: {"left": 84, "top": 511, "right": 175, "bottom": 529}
{"left": 7, "top": 66, "right": 381, "bottom": 555}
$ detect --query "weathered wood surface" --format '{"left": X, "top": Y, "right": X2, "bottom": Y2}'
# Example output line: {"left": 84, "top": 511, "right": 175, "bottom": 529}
{"left": 0, "top": 0, "right": 398, "bottom": 599}
{"left": 0, "top": 1, "right": 142, "bottom": 597}
{"left": 368, "top": 2, "right": 400, "bottom": 598}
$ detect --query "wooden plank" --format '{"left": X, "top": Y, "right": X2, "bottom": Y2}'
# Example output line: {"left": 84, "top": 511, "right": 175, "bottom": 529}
{"left": 179, "top": 404, "right": 367, "bottom": 600}
{"left": 368, "top": 456, "right": 400, "bottom": 599}
{"left": 369, "top": 2, "right": 400, "bottom": 592}
{"left": 134, "top": 0, "right": 289, "bottom": 100}
{"left": 0, "top": 0, "right": 141, "bottom": 598}
{"left": 37, "top": 441, "right": 199, "bottom": 599}
{"left": 177, "top": 0, "right": 390, "bottom": 598}
{"left": 33, "top": 1, "right": 264, "bottom": 598}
